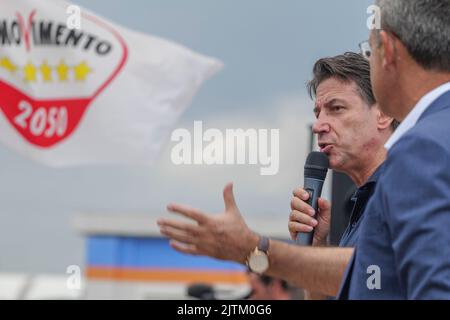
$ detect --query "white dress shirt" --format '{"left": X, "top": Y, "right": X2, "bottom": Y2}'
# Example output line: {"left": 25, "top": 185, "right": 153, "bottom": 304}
{"left": 385, "top": 82, "right": 450, "bottom": 150}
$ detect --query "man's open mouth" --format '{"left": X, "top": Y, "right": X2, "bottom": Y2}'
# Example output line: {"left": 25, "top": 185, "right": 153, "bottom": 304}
{"left": 319, "top": 143, "right": 333, "bottom": 153}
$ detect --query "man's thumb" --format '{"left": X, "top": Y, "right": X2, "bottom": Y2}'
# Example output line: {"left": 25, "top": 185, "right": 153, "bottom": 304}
{"left": 223, "top": 182, "right": 238, "bottom": 212}
{"left": 318, "top": 198, "right": 331, "bottom": 216}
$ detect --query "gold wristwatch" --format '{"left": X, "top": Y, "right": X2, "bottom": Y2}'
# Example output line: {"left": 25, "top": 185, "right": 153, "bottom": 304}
{"left": 246, "top": 236, "right": 270, "bottom": 274}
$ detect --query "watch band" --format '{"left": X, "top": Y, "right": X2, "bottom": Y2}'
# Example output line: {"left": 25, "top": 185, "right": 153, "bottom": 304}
{"left": 258, "top": 235, "right": 270, "bottom": 253}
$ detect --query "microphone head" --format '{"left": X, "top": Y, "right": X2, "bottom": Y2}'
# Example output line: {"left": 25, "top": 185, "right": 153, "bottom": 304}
{"left": 304, "top": 151, "right": 329, "bottom": 181}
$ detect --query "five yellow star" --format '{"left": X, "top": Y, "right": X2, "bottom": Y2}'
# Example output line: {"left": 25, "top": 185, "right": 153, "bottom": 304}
{"left": 74, "top": 61, "right": 92, "bottom": 81}
{"left": 0, "top": 57, "right": 17, "bottom": 73}
{"left": 56, "top": 60, "right": 70, "bottom": 82}
{"left": 23, "top": 62, "right": 37, "bottom": 82}
{"left": 40, "top": 61, "right": 53, "bottom": 82}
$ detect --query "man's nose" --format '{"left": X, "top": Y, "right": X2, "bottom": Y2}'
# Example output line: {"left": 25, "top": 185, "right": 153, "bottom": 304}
{"left": 312, "top": 118, "right": 330, "bottom": 134}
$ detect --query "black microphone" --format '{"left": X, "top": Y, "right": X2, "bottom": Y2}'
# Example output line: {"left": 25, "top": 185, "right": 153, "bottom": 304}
{"left": 296, "top": 151, "right": 329, "bottom": 246}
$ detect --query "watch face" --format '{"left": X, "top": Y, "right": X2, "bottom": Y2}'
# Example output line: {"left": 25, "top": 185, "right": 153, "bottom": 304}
{"left": 248, "top": 252, "right": 269, "bottom": 273}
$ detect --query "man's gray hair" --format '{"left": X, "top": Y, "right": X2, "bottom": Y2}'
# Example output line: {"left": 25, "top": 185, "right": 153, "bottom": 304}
{"left": 376, "top": 0, "right": 450, "bottom": 72}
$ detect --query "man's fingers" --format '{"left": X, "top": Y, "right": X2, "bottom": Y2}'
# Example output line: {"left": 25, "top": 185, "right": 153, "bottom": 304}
{"left": 289, "top": 210, "right": 318, "bottom": 227}
{"left": 169, "top": 241, "right": 199, "bottom": 256}
{"left": 166, "top": 203, "right": 207, "bottom": 224}
{"left": 223, "top": 182, "right": 237, "bottom": 212}
{"left": 159, "top": 225, "right": 197, "bottom": 245}
{"left": 290, "top": 197, "right": 315, "bottom": 216}
{"left": 288, "top": 221, "right": 314, "bottom": 233}
{"left": 157, "top": 218, "right": 200, "bottom": 236}
{"left": 293, "top": 188, "right": 310, "bottom": 201}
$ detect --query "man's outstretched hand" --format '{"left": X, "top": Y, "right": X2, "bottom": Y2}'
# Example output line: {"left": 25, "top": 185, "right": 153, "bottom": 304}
{"left": 157, "top": 183, "right": 259, "bottom": 264}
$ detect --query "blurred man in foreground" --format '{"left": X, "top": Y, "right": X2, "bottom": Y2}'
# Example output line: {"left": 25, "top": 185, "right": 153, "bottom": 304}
{"left": 247, "top": 272, "right": 294, "bottom": 300}
{"left": 158, "top": 52, "right": 397, "bottom": 298}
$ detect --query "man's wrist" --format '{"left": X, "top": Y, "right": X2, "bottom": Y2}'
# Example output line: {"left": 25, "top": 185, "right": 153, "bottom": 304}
{"left": 312, "top": 233, "right": 329, "bottom": 247}
{"left": 312, "top": 237, "right": 328, "bottom": 247}
{"left": 241, "top": 231, "right": 260, "bottom": 264}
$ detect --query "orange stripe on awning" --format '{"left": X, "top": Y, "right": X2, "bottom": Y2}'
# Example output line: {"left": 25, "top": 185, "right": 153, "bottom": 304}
{"left": 86, "top": 267, "right": 248, "bottom": 284}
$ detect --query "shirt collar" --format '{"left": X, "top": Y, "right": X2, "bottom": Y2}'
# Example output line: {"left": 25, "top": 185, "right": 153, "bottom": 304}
{"left": 352, "top": 163, "right": 383, "bottom": 199}
{"left": 366, "top": 164, "right": 383, "bottom": 185}
{"left": 384, "top": 82, "right": 450, "bottom": 150}
{"left": 348, "top": 164, "right": 384, "bottom": 225}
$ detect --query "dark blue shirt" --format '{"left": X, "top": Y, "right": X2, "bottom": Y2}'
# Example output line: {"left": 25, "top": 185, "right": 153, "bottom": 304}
{"left": 338, "top": 165, "right": 383, "bottom": 248}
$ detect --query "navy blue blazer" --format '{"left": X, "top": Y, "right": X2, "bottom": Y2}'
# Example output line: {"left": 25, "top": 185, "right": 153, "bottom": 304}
{"left": 338, "top": 89, "right": 450, "bottom": 299}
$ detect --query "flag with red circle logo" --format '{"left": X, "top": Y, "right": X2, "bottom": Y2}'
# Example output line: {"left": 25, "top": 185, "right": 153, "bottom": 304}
{"left": 0, "top": 0, "right": 222, "bottom": 166}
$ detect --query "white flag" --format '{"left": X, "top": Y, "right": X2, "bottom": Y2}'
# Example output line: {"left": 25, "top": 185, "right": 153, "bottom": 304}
{"left": 0, "top": 0, "right": 223, "bottom": 166}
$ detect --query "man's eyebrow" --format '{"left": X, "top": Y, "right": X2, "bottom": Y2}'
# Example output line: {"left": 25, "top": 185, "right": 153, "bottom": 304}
{"left": 323, "top": 98, "right": 347, "bottom": 106}
{"left": 314, "top": 98, "right": 347, "bottom": 113}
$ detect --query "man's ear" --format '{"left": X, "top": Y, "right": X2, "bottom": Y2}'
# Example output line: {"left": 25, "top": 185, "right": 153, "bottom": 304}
{"left": 374, "top": 105, "right": 395, "bottom": 130}
{"left": 379, "top": 30, "right": 397, "bottom": 70}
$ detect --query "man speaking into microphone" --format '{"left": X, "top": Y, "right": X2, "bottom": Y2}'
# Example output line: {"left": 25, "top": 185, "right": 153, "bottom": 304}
{"left": 157, "top": 52, "right": 397, "bottom": 298}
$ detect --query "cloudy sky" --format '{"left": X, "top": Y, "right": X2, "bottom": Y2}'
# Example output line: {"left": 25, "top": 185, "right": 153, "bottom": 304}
{"left": 0, "top": 0, "right": 373, "bottom": 273}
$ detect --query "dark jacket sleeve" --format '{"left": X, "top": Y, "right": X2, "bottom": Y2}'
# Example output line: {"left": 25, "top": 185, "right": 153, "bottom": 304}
{"left": 381, "top": 134, "right": 450, "bottom": 299}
